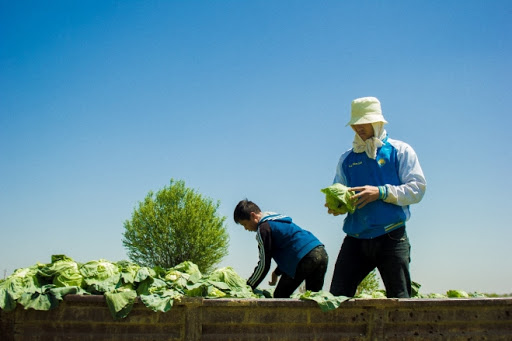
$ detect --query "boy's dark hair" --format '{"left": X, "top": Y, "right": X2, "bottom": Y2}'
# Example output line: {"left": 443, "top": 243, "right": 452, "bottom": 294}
{"left": 233, "top": 199, "right": 261, "bottom": 224}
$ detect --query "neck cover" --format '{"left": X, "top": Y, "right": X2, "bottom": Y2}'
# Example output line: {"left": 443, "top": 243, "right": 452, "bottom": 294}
{"left": 352, "top": 122, "right": 387, "bottom": 159}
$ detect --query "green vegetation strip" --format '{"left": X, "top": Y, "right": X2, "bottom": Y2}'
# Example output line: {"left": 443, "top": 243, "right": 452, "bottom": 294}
{"left": 0, "top": 255, "right": 486, "bottom": 319}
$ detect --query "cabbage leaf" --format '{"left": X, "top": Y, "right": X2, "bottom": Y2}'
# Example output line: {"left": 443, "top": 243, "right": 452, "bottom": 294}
{"left": 294, "top": 290, "right": 349, "bottom": 312}
{"left": 104, "top": 288, "right": 137, "bottom": 320}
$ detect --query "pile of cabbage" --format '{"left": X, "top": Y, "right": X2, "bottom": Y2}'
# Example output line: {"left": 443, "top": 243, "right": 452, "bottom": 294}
{"left": 0, "top": 255, "right": 487, "bottom": 320}
{"left": 0, "top": 255, "right": 347, "bottom": 319}
{"left": 352, "top": 283, "right": 486, "bottom": 299}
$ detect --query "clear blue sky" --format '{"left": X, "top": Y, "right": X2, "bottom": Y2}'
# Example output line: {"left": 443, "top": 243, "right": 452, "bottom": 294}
{"left": 1, "top": 1, "right": 511, "bottom": 295}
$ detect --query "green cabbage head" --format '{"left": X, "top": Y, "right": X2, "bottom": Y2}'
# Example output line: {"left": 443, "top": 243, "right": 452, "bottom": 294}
{"left": 321, "top": 183, "right": 356, "bottom": 214}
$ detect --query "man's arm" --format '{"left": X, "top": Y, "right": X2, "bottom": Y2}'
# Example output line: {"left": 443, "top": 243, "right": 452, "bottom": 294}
{"left": 347, "top": 142, "right": 426, "bottom": 209}
{"left": 384, "top": 142, "right": 426, "bottom": 206}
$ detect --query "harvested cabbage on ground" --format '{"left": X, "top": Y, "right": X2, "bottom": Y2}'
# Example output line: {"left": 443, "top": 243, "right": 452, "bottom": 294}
{"left": 0, "top": 255, "right": 290, "bottom": 319}
{"left": 321, "top": 183, "right": 356, "bottom": 214}
{"left": 0, "top": 255, "right": 486, "bottom": 320}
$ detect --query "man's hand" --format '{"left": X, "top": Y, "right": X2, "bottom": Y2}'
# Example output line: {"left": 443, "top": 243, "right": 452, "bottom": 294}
{"left": 349, "top": 185, "right": 380, "bottom": 209}
{"left": 324, "top": 203, "right": 344, "bottom": 216}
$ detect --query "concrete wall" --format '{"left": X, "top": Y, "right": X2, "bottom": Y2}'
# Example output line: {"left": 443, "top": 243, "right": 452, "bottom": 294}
{"left": 1, "top": 295, "right": 511, "bottom": 340}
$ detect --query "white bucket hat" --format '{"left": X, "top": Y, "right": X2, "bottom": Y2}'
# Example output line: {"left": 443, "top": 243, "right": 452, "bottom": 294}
{"left": 346, "top": 96, "right": 388, "bottom": 126}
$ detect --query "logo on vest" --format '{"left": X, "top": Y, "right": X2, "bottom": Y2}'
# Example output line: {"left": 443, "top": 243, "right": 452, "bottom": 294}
{"left": 348, "top": 161, "right": 363, "bottom": 168}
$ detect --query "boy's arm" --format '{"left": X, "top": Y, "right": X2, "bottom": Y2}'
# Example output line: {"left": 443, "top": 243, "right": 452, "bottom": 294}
{"left": 247, "top": 223, "right": 272, "bottom": 289}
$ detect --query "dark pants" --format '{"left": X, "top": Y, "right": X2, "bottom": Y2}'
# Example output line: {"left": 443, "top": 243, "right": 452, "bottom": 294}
{"left": 274, "top": 246, "right": 329, "bottom": 298}
{"left": 329, "top": 226, "right": 411, "bottom": 298}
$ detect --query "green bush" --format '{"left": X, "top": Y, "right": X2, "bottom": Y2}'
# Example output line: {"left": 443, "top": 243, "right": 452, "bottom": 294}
{"left": 123, "top": 179, "right": 229, "bottom": 273}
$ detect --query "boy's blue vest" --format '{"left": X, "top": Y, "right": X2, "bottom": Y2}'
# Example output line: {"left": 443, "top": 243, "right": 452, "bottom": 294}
{"left": 259, "top": 214, "right": 322, "bottom": 278}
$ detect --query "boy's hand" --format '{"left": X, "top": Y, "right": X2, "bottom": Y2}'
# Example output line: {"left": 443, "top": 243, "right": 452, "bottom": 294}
{"left": 268, "top": 270, "right": 279, "bottom": 286}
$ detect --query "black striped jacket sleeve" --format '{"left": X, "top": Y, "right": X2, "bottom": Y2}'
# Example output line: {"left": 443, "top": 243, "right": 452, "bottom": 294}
{"left": 247, "top": 222, "right": 272, "bottom": 289}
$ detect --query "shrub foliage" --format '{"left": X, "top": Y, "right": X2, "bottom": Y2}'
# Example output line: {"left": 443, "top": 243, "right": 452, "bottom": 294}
{"left": 123, "top": 179, "right": 229, "bottom": 273}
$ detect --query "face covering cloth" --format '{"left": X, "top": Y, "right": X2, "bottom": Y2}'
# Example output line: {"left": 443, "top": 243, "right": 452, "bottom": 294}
{"left": 352, "top": 122, "right": 386, "bottom": 159}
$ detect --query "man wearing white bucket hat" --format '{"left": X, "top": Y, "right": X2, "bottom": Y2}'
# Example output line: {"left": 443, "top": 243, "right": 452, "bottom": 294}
{"left": 327, "top": 96, "right": 426, "bottom": 298}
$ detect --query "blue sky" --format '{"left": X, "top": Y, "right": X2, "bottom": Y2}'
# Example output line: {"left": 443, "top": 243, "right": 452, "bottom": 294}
{"left": 1, "top": 1, "right": 511, "bottom": 295}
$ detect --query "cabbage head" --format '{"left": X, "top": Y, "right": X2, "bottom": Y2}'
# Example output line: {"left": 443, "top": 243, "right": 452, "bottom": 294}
{"left": 447, "top": 290, "right": 469, "bottom": 298}
{"left": 321, "top": 183, "right": 356, "bottom": 214}
{"left": 207, "top": 267, "right": 256, "bottom": 298}
{"left": 80, "top": 259, "right": 121, "bottom": 294}
{"left": 164, "top": 261, "right": 202, "bottom": 289}
{"left": 38, "top": 255, "right": 84, "bottom": 288}
{"left": 0, "top": 265, "right": 42, "bottom": 311}
{"left": 116, "top": 260, "right": 141, "bottom": 285}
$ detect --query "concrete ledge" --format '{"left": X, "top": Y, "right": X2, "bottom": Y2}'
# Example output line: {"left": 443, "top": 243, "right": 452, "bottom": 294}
{"left": 1, "top": 295, "right": 511, "bottom": 340}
